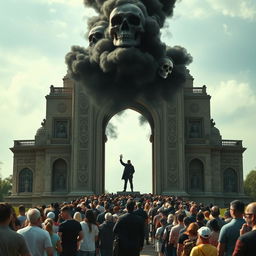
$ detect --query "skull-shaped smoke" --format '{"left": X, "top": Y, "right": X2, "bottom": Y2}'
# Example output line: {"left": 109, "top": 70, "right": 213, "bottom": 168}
{"left": 158, "top": 58, "right": 173, "bottom": 79}
{"left": 109, "top": 3, "right": 145, "bottom": 47}
{"left": 65, "top": 0, "right": 193, "bottom": 109}
{"left": 88, "top": 25, "right": 107, "bottom": 47}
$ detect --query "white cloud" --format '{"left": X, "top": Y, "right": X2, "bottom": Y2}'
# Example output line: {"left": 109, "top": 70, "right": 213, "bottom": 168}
{"left": 40, "top": 0, "right": 82, "bottom": 7}
{"left": 207, "top": 0, "right": 256, "bottom": 20}
{"left": 209, "top": 80, "right": 256, "bottom": 116}
{"left": 174, "top": 0, "right": 211, "bottom": 19}
{"left": 174, "top": 0, "right": 256, "bottom": 20}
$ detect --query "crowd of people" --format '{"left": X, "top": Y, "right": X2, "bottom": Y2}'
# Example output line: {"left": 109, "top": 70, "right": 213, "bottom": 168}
{"left": 0, "top": 194, "right": 256, "bottom": 256}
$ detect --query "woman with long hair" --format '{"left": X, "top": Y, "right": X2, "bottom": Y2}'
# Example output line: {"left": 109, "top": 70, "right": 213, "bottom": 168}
{"left": 79, "top": 209, "right": 99, "bottom": 256}
{"left": 43, "top": 218, "right": 62, "bottom": 256}
{"left": 180, "top": 222, "right": 199, "bottom": 256}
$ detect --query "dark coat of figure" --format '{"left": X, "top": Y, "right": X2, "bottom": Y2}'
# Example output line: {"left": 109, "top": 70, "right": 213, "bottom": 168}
{"left": 120, "top": 155, "right": 135, "bottom": 192}
{"left": 113, "top": 200, "right": 144, "bottom": 256}
{"left": 99, "top": 215, "right": 115, "bottom": 256}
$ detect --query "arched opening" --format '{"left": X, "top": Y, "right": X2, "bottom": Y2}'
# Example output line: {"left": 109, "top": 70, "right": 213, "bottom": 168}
{"left": 104, "top": 109, "right": 153, "bottom": 193}
{"left": 188, "top": 159, "right": 204, "bottom": 192}
{"left": 52, "top": 158, "right": 67, "bottom": 192}
{"left": 223, "top": 168, "right": 238, "bottom": 193}
{"left": 18, "top": 168, "right": 33, "bottom": 193}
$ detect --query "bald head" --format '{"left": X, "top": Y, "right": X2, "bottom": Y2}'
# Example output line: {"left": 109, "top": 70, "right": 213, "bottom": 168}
{"left": 27, "top": 208, "right": 41, "bottom": 225}
{"left": 105, "top": 212, "right": 113, "bottom": 222}
{"left": 246, "top": 203, "right": 256, "bottom": 214}
{"left": 211, "top": 206, "right": 220, "bottom": 218}
{"left": 244, "top": 202, "right": 256, "bottom": 227}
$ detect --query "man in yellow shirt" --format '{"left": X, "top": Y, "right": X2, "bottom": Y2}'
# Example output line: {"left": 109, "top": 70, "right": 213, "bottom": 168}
{"left": 190, "top": 226, "right": 217, "bottom": 256}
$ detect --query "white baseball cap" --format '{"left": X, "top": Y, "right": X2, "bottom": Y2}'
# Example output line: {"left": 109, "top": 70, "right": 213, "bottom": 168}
{"left": 47, "top": 212, "right": 55, "bottom": 220}
{"left": 198, "top": 226, "right": 211, "bottom": 239}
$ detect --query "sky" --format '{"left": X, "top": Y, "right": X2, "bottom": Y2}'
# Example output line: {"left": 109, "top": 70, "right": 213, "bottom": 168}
{"left": 0, "top": 0, "right": 256, "bottom": 193}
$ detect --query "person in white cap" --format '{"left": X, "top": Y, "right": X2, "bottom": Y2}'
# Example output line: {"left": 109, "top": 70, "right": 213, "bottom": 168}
{"left": 190, "top": 226, "right": 217, "bottom": 256}
{"left": 46, "top": 212, "right": 59, "bottom": 233}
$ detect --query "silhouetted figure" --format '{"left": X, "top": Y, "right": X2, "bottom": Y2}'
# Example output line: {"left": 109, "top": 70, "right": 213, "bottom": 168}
{"left": 119, "top": 154, "right": 135, "bottom": 192}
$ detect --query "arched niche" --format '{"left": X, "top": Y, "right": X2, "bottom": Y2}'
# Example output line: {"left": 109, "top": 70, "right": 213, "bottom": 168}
{"left": 52, "top": 158, "right": 68, "bottom": 192}
{"left": 19, "top": 168, "right": 33, "bottom": 193}
{"left": 223, "top": 168, "right": 238, "bottom": 193}
{"left": 188, "top": 159, "right": 204, "bottom": 192}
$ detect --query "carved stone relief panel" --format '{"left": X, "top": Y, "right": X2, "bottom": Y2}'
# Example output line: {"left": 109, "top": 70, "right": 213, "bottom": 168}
{"left": 57, "top": 102, "right": 67, "bottom": 113}
{"left": 188, "top": 119, "right": 203, "bottom": 139}
{"left": 167, "top": 103, "right": 176, "bottom": 115}
{"left": 79, "top": 93, "right": 89, "bottom": 115}
{"left": 79, "top": 117, "right": 89, "bottom": 148}
{"left": 77, "top": 89, "right": 90, "bottom": 189}
{"left": 167, "top": 117, "right": 177, "bottom": 147}
{"left": 78, "top": 150, "right": 89, "bottom": 187}
{"left": 166, "top": 98, "right": 178, "bottom": 190}
{"left": 167, "top": 150, "right": 178, "bottom": 188}
{"left": 53, "top": 120, "right": 68, "bottom": 138}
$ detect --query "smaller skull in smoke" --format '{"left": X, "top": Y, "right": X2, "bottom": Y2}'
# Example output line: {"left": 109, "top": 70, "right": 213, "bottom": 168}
{"left": 88, "top": 25, "right": 105, "bottom": 47}
{"left": 158, "top": 58, "right": 174, "bottom": 79}
{"left": 109, "top": 3, "right": 145, "bottom": 47}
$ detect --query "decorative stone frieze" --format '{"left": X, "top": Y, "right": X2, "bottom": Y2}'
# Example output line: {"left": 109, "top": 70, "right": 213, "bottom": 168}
{"left": 57, "top": 102, "right": 67, "bottom": 113}
{"left": 166, "top": 96, "right": 179, "bottom": 190}
{"left": 190, "top": 103, "right": 200, "bottom": 113}
{"left": 78, "top": 151, "right": 89, "bottom": 186}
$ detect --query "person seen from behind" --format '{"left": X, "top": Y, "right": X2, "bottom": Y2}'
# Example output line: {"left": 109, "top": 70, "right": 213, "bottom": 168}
{"left": 44, "top": 218, "right": 62, "bottom": 256}
{"left": 79, "top": 209, "right": 99, "bottom": 256}
{"left": 190, "top": 226, "right": 217, "bottom": 256}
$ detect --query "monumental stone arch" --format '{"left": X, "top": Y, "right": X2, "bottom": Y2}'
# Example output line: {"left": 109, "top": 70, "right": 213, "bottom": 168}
{"left": 7, "top": 70, "right": 250, "bottom": 207}
{"left": 70, "top": 78, "right": 185, "bottom": 197}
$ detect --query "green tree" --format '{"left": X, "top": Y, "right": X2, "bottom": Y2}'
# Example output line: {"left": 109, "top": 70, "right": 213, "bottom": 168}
{"left": 0, "top": 175, "right": 12, "bottom": 201}
{"left": 244, "top": 170, "right": 256, "bottom": 199}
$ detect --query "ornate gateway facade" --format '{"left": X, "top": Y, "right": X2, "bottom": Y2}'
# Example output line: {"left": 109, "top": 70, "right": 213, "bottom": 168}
{"left": 8, "top": 71, "right": 247, "bottom": 206}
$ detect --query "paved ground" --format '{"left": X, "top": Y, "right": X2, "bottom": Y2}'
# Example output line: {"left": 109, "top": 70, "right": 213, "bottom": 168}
{"left": 140, "top": 243, "right": 155, "bottom": 256}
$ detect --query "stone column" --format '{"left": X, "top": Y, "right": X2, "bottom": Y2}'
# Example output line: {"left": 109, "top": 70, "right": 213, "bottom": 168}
{"left": 70, "top": 81, "right": 92, "bottom": 195}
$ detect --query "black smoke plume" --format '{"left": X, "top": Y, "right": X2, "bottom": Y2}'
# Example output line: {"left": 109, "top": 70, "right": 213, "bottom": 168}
{"left": 139, "top": 115, "right": 148, "bottom": 126}
{"left": 66, "top": 0, "right": 192, "bottom": 109}
{"left": 106, "top": 122, "right": 118, "bottom": 138}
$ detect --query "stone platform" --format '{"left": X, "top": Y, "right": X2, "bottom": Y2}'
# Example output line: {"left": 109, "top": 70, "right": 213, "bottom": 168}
{"left": 116, "top": 191, "right": 140, "bottom": 196}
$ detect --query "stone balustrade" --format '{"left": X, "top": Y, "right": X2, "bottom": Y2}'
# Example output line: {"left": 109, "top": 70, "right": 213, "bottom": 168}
{"left": 184, "top": 85, "right": 207, "bottom": 95}
{"left": 14, "top": 140, "right": 35, "bottom": 147}
{"left": 49, "top": 85, "right": 72, "bottom": 95}
{"left": 222, "top": 140, "right": 242, "bottom": 147}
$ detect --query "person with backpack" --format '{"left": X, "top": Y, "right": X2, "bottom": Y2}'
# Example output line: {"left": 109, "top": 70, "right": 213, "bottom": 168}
{"left": 181, "top": 222, "right": 199, "bottom": 256}
{"left": 155, "top": 218, "right": 168, "bottom": 256}
{"left": 162, "top": 214, "right": 175, "bottom": 256}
